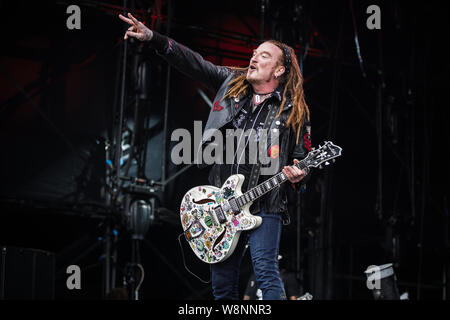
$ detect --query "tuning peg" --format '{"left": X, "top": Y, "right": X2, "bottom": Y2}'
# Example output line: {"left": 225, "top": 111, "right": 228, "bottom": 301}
{"left": 319, "top": 165, "right": 323, "bottom": 169}
{"left": 332, "top": 159, "right": 336, "bottom": 163}
{"left": 325, "top": 161, "right": 330, "bottom": 166}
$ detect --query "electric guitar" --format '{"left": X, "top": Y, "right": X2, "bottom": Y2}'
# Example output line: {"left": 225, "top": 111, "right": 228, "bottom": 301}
{"left": 179, "top": 141, "right": 342, "bottom": 264}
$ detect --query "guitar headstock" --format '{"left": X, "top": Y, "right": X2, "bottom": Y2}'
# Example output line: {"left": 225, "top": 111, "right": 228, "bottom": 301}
{"left": 303, "top": 141, "right": 342, "bottom": 169}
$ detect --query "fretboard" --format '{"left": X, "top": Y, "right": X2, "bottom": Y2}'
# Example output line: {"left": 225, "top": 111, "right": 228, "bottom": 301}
{"left": 235, "top": 160, "right": 307, "bottom": 208}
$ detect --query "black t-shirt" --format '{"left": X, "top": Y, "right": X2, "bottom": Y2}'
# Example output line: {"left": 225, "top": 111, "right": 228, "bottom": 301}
{"left": 218, "top": 97, "right": 271, "bottom": 192}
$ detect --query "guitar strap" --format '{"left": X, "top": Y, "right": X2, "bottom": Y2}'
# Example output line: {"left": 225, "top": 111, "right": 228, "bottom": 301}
{"left": 247, "top": 102, "right": 279, "bottom": 194}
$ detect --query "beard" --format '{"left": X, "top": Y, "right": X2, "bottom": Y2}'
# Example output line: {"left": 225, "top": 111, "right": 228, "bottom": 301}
{"left": 246, "top": 75, "right": 257, "bottom": 84}
{"left": 246, "top": 70, "right": 272, "bottom": 85}
{"left": 246, "top": 69, "right": 255, "bottom": 83}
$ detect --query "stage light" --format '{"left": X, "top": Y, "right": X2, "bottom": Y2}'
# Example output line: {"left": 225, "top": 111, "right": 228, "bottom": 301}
{"left": 127, "top": 199, "right": 154, "bottom": 240}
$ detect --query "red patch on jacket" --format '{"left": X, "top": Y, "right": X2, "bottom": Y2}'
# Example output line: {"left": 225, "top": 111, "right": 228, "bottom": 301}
{"left": 213, "top": 100, "right": 224, "bottom": 112}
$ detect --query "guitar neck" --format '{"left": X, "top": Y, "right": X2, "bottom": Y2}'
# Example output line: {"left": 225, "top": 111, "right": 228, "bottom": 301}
{"left": 235, "top": 160, "right": 308, "bottom": 208}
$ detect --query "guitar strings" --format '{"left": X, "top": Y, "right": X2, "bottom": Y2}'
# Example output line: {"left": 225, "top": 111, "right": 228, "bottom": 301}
{"left": 177, "top": 233, "right": 211, "bottom": 284}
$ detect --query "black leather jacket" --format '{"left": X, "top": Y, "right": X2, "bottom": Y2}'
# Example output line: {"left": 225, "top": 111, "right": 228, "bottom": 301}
{"left": 150, "top": 31, "right": 311, "bottom": 220}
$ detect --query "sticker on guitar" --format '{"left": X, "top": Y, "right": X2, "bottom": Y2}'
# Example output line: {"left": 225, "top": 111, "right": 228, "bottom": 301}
{"left": 180, "top": 141, "right": 342, "bottom": 264}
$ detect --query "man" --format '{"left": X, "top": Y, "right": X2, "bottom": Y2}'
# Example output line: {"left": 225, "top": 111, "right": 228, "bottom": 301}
{"left": 119, "top": 13, "right": 311, "bottom": 300}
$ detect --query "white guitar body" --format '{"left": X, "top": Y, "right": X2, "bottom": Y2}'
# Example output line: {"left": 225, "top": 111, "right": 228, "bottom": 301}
{"left": 180, "top": 174, "right": 262, "bottom": 264}
{"left": 180, "top": 141, "right": 343, "bottom": 264}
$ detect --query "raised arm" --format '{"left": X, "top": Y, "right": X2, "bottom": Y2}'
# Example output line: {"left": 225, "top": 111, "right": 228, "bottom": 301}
{"left": 119, "top": 13, "right": 233, "bottom": 92}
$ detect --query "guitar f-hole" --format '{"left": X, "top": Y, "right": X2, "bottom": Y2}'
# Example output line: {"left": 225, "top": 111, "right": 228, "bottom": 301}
{"left": 213, "top": 227, "right": 227, "bottom": 251}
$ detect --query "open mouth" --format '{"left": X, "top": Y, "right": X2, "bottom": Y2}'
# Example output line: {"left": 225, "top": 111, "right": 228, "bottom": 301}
{"left": 249, "top": 65, "right": 257, "bottom": 71}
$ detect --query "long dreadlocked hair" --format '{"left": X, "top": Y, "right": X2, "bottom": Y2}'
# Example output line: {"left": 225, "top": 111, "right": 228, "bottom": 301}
{"left": 222, "top": 40, "right": 310, "bottom": 144}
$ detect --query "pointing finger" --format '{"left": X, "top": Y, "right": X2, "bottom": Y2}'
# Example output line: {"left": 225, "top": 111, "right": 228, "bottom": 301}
{"left": 119, "top": 13, "right": 134, "bottom": 25}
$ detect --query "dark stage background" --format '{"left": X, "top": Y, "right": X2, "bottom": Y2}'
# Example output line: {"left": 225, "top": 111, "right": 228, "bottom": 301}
{"left": 1, "top": 0, "right": 449, "bottom": 300}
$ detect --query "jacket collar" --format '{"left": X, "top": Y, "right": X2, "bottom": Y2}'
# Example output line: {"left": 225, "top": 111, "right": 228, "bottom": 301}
{"left": 239, "top": 83, "right": 293, "bottom": 112}
{"left": 272, "top": 84, "right": 293, "bottom": 112}
{"left": 250, "top": 84, "right": 292, "bottom": 111}
{"left": 249, "top": 84, "right": 283, "bottom": 103}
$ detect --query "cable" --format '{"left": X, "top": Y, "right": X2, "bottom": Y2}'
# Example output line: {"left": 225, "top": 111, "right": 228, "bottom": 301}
{"left": 135, "top": 263, "right": 145, "bottom": 292}
{"left": 177, "top": 233, "right": 211, "bottom": 284}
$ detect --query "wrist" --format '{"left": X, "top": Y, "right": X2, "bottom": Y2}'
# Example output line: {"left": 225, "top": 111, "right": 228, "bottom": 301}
{"left": 144, "top": 29, "right": 153, "bottom": 41}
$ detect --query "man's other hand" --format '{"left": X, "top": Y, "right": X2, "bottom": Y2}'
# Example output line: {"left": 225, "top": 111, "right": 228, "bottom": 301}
{"left": 282, "top": 159, "right": 307, "bottom": 184}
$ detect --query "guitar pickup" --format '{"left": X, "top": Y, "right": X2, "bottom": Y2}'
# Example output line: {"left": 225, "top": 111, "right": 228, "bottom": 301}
{"left": 214, "top": 206, "right": 227, "bottom": 224}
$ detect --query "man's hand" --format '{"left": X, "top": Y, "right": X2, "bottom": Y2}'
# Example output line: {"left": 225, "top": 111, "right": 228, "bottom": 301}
{"left": 282, "top": 159, "right": 307, "bottom": 184}
{"left": 119, "top": 13, "right": 153, "bottom": 41}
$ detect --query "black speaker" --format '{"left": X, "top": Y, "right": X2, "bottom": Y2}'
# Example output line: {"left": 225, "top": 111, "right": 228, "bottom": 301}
{"left": 0, "top": 246, "right": 55, "bottom": 300}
